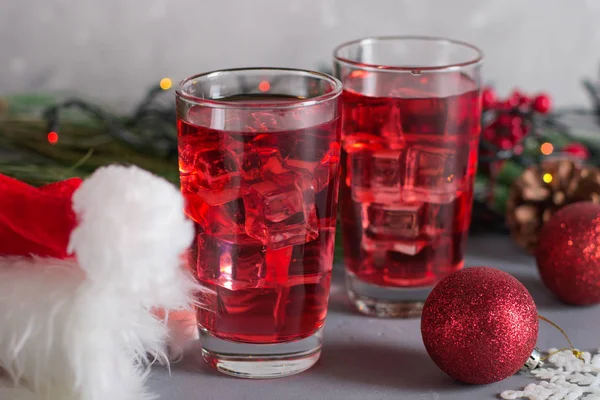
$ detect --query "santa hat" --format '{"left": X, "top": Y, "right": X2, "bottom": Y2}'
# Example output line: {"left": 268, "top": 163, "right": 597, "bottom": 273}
{"left": 0, "top": 174, "right": 81, "bottom": 259}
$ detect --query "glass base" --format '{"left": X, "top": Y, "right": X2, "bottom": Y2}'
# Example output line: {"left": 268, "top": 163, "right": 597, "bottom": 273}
{"left": 199, "top": 327, "right": 323, "bottom": 379}
{"left": 345, "top": 272, "right": 432, "bottom": 318}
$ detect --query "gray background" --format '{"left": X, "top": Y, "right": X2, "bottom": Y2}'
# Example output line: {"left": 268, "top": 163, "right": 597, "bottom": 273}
{"left": 1, "top": 0, "right": 600, "bottom": 109}
{"left": 148, "top": 235, "right": 600, "bottom": 399}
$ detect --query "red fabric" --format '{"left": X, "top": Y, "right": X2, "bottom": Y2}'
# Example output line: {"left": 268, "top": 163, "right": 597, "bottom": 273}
{"left": 0, "top": 174, "right": 82, "bottom": 258}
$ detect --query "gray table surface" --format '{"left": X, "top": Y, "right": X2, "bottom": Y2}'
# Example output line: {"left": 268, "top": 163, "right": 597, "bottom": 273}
{"left": 148, "top": 234, "right": 600, "bottom": 400}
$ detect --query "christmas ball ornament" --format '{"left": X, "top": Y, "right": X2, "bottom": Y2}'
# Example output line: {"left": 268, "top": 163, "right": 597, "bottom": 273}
{"left": 421, "top": 267, "right": 539, "bottom": 385}
{"left": 535, "top": 202, "right": 600, "bottom": 305}
{"left": 533, "top": 93, "right": 552, "bottom": 114}
{"left": 506, "top": 159, "right": 600, "bottom": 253}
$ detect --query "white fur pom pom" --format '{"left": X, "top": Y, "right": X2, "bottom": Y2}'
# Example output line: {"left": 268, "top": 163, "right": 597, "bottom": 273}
{"left": 0, "top": 165, "right": 201, "bottom": 400}
{"left": 68, "top": 165, "right": 197, "bottom": 310}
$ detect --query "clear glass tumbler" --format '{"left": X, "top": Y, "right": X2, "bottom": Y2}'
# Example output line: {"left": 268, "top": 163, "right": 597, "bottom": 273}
{"left": 334, "top": 37, "right": 483, "bottom": 317}
{"left": 176, "top": 68, "right": 342, "bottom": 378}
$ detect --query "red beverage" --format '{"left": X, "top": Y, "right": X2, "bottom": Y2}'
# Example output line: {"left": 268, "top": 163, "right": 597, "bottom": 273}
{"left": 340, "top": 71, "right": 481, "bottom": 288}
{"left": 178, "top": 95, "right": 341, "bottom": 344}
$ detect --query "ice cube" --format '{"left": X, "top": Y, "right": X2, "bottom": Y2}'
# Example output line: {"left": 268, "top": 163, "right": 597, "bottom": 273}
{"left": 285, "top": 159, "right": 320, "bottom": 173}
{"left": 422, "top": 203, "right": 460, "bottom": 238}
{"left": 209, "top": 198, "right": 247, "bottom": 240}
{"left": 379, "top": 104, "right": 405, "bottom": 149}
{"left": 183, "top": 196, "right": 250, "bottom": 243}
{"left": 421, "top": 193, "right": 471, "bottom": 239}
{"left": 342, "top": 133, "right": 384, "bottom": 188}
{"left": 370, "top": 149, "right": 404, "bottom": 202}
{"left": 314, "top": 168, "right": 340, "bottom": 228}
{"left": 181, "top": 191, "right": 209, "bottom": 225}
{"left": 286, "top": 135, "right": 332, "bottom": 168}
{"left": 288, "top": 228, "right": 335, "bottom": 280}
{"left": 362, "top": 235, "right": 427, "bottom": 256}
{"left": 389, "top": 240, "right": 427, "bottom": 256}
{"left": 312, "top": 142, "right": 341, "bottom": 193}
{"left": 195, "top": 234, "right": 266, "bottom": 290}
{"left": 421, "top": 204, "right": 444, "bottom": 238}
{"left": 178, "top": 140, "right": 200, "bottom": 175}
{"left": 385, "top": 247, "right": 430, "bottom": 282}
{"left": 361, "top": 202, "right": 427, "bottom": 256}
{"left": 180, "top": 146, "right": 242, "bottom": 206}
{"left": 365, "top": 202, "right": 423, "bottom": 240}
{"left": 194, "top": 147, "right": 239, "bottom": 188}
{"left": 248, "top": 111, "right": 280, "bottom": 132}
{"left": 348, "top": 150, "right": 372, "bottom": 202}
{"left": 342, "top": 133, "right": 385, "bottom": 153}
{"left": 404, "top": 145, "right": 465, "bottom": 204}
{"left": 240, "top": 147, "right": 286, "bottom": 184}
{"left": 250, "top": 133, "right": 295, "bottom": 159}
{"left": 350, "top": 149, "right": 403, "bottom": 204}
{"left": 243, "top": 170, "right": 318, "bottom": 249}
{"left": 286, "top": 140, "right": 341, "bottom": 193}
{"left": 239, "top": 148, "right": 264, "bottom": 183}
{"left": 180, "top": 174, "right": 239, "bottom": 207}
{"left": 187, "top": 105, "right": 213, "bottom": 128}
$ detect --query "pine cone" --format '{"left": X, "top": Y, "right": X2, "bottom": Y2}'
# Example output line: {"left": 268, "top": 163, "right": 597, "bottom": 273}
{"left": 506, "top": 159, "right": 600, "bottom": 253}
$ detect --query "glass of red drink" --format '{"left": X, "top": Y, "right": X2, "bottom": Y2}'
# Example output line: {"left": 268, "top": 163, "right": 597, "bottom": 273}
{"left": 333, "top": 37, "right": 483, "bottom": 317}
{"left": 176, "top": 68, "right": 342, "bottom": 378}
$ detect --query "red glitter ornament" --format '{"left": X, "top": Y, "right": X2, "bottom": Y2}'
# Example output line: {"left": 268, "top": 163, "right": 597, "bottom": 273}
{"left": 536, "top": 202, "right": 600, "bottom": 305}
{"left": 421, "top": 267, "right": 539, "bottom": 384}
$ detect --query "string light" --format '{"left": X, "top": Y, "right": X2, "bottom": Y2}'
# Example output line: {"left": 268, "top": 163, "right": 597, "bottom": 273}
{"left": 258, "top": 80, "right": 270, "bottom": 92}
{"left": 47, "top": 131, "right": 59, "bottom": 145}
{"left": 541, "top": 142, "right": 554, "bottom": 155}
{"left": 543, "top": 173, "right": 553, "bottom": 183}
{"left": 159, "top": 78, "right": 172, "bottom": 90}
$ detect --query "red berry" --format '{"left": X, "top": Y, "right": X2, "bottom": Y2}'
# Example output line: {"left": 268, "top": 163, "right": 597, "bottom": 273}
{"left": 511, "top": 126, "right": 525, "bottom": 141}
{"left": 509, "top": 89, "right": 523, "bottom": 107}
{"left": 498, "top": 113, "right": 513, "bottom": 127}
{"left": 518, "top": 94, "right": 531, "bottom": 107}
{"left": 563, "top": 143, "right": 590, "bottom": 160}
{"left": 500, "top": 138, "right": 514, "bottom": 150}
{"left": 482, "top": 87, "right": 497, "bottom": 109}
{"left": 497, "top": 100, "right": 516, "bottom": 111}
{"left": 514, "top": 144, "right": 524, "bottom": 155}
{"left": 533, "top": 93, "right": 552, "bottom": 114}
{"left": 483, "top": 127, "right": 496, "bottom": 141}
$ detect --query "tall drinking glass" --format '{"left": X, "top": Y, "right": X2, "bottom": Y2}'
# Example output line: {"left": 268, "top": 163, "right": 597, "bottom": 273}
{"left": 334, "top": 37, "right": 483, "bottom": 317}
{"left": 176, "top": 68, "right": 342, "bottom": 378}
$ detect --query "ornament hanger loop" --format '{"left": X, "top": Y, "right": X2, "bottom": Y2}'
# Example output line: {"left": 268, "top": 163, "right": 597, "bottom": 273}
{"left": 538, "top": 315, "right": 583, "bottom": 361}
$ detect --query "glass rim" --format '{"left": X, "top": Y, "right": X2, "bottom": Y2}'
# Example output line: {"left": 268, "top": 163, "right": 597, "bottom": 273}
{"left": 333, "top": 35, "right": 484, "bottom": 72}
{"left": 176, "top": 67, "right": 343, "bottom": 109}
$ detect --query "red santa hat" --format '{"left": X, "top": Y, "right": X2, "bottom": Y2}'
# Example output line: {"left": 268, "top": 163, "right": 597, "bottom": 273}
{"left": 0, "top": 174, "right": 82, "bottom": 258}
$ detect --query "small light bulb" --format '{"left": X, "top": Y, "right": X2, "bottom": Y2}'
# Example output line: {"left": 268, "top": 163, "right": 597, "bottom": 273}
{"left": 258, "top": 80, "right": 270, "bottom": 92}
{"left": 47, "top": 131, "right": 59, "bottom": 144}
{"left": 540, "top": 142, "right": 554, "bottom": 156}
{"left": 160, "top": 77, "right": 172, "bottom": 90}
{"left": 543, "top": 173, "right": 553, "bottom": 183}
